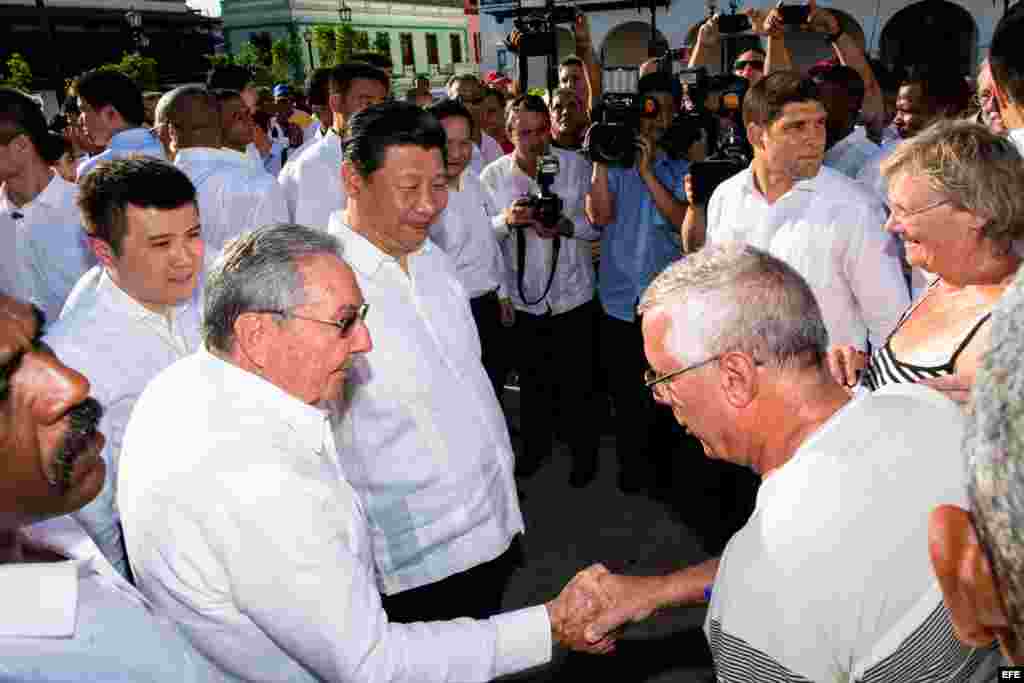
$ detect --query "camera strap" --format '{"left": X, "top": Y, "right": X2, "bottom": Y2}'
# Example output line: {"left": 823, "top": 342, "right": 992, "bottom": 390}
{"left": 514, "top": 226, "right": 561, "bottom": 307}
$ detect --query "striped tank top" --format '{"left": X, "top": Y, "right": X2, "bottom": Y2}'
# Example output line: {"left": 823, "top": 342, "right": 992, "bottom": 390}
{"left": 862, "top": 283, "right": 992, "bottom": 391}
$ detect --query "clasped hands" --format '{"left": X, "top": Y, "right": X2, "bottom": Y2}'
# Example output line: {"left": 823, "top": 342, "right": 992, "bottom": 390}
{"left": 545, "top": 564, "right": 662, "bottom": 654}
{"left": 503, "top": 202, "right": 570, "bottom": 240}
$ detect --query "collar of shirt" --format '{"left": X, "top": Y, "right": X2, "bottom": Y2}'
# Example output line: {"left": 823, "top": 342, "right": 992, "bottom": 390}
{"left": 175, "top": 146, "right": 252, "bottom": 167}
{"left": 739, "top": 166, "right": 819, "bottom": 201}
{"left": 329, "top": 214, "right": 434, "bottom": 279}
{"left": 109, "top": 127, "right": 159, "bottom": 153}
{"left": 97, "top": 268, "right": 191, "bottom": 338}
{"left": 0, "top": 558, "right": 79, "bottom": 637}
{"left": 0, "top": 172, "right": 67, "bottom": 215}
{"left": 198, "top": 347, "right": 328, "bottom": 455}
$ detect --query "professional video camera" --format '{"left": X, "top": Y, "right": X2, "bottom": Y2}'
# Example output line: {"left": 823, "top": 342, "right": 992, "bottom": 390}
{"left": 509, "top": 154, "right": 565, "bottom": 231}
{"left": 504, "top": 5, "right": 577, "bottom": 58}
{"left": 583, "top": 93, "right": 662, "bottom": 167}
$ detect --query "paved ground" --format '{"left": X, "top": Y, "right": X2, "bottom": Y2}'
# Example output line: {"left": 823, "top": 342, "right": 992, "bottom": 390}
{"left": 495, "top": 389, "right": 757, "bottom": 682}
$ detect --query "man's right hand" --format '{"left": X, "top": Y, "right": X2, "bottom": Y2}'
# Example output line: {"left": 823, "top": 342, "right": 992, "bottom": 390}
{"left": 546, "top": 564, "right": 617, "bottom": 653}
{"left": 826, "top": 345, "right": 868, "bottom": 391}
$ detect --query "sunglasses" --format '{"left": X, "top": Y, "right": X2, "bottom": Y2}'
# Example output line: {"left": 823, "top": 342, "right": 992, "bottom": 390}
{"left": 734, "top": 60, "right": 765, "bottom": 72}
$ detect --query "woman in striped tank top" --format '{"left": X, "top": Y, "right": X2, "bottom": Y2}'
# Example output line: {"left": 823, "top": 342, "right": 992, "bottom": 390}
{"left": 827, "top": 121, "right": 1023, "bottom": 405}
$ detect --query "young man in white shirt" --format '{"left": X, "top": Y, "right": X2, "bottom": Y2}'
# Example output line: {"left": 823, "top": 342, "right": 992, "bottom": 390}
{"left": 118, "top": 222, "right": 614, "bottom": 682}
{"left": 448, "top": 74, "right": 503, "bottom": 175}
{"left": 0, "top": 88, "right": 96, "bottom": 323}
{"left": 0, "top": 294, "right": 215, "bottom": 681}
{"left": 74, "top": 69, "right": 165, "bottom": 179}
{"left": 278, "top": 62, "right": 389, "bottom": 229}
{"left": 683, "top": 71, "right": 908, "bottom": 352}
{"left": 427, "top": 98, "right": 513, "bottom": 399}
{"left": 42, "top": 157, "right": 204, "bottom": 579}
{"left": 579, "top": 244, "right": 1001, "bottom": 682}
{"left": 327, "top": 101, "right": 533, "bottom": 624}
{"left": 155, "top": 86, "right": 289, "bottom": 254}
{"left": 480, "top": 94, "right": 600, "bottom": 487}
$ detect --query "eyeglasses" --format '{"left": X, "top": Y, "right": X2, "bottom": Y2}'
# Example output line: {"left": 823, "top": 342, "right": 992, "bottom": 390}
{"left": 734, "top": 60, "right": 765, "bottom": 72}
{"left": 889, "top": 198, "right": 952, "bottom": 223}
{"left": 643, "top": 354, "right": 722, "bottom": 393}
{"left": 255, "top": 303, "right": 369, "bottom": 337}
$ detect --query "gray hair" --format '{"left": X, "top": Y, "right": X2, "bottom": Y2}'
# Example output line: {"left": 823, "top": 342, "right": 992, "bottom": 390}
{"left": 637, "top": 243, "right": 829, "bottom": 369}
{"left": 203, "top": 224, "right": 345, "bottom": 352}
{"left": 964, "top": 265, "right": 1024, "bottom": 652}
{"left": 881, "top": 119, "right": 1024, "bottom": 252}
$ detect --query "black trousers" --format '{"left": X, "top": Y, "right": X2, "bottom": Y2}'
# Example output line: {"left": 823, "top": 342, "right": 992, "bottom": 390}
{"left": 380, "top": 539, "right": 522, "bottom": 622}
{"left": 514, "top": 299, "right": 598, "bottom": 469}
{"left": 599, "top": 310, "right": 681, "bottom": 488}
{"left": 470, "top": 289, "right": 511, "bottom": 402}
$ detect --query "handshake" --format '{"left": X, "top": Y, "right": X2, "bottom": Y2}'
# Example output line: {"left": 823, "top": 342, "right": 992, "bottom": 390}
{"left": 544, "top": 563, "right": 663, "bottom": 654}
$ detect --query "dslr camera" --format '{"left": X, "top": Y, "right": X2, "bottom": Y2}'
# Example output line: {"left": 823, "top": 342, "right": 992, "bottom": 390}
{"left": 583, "top": 93, "right": 663, "bottom": 167}
{"left": 509, "top": 154, "right": 566, "bottom": 233}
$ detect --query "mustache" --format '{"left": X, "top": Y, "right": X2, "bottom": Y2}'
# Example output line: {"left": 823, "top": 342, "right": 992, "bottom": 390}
{"left": 52, "top": 397, "right": 104, "bottom": 492}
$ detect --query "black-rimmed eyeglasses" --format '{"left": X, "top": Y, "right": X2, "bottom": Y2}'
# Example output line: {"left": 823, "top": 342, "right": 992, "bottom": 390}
{"left": 255, "top": 304, "right": 369, "bottom": 337}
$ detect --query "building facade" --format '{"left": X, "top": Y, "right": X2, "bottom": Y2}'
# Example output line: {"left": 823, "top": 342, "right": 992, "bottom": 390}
{"left": 479, "top": 0, "right": 1008, "bottom": 91}
{"left": 222, "top": 0, "right": 478, "bottom": 88}
{"left": 0, "top": 0, "right": 219, "bottom": 91}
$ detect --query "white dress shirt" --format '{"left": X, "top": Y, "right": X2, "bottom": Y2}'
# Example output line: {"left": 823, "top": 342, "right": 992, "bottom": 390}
{"left": 287, "top": 124, "right": 328, "bottom": 167}
{"left": 706, "top": 166, "right": 909, "bottom": 350}
{"left": 328, "top": 217, "right": 525, "bottom": 595}
{"left": 469, "top": 132, "right": 505, "bottom": 177}
{"left": 430, "top": 167, "right": 508, "bottom": 299}
{"left": 175, "top": 147, "right": 291, "bottom": 253}
{"left": 1, "top": 518, "right": 214, "bottom": 682}
{"left": 77, "top": 127, "right": 166, "bottom": 179}
{"left": 1009, "top": 128, "right": 1024, "bottom": 155}
{"left": 43, "top": 267, "right": 202, "bottom": 578}
{"left": 0, "top": 173, "right": 95, "bottom": 323}
{"left": 479, "top": 148, "right": 598, "bottom": 316}
{"left": 119, "top": 349, "right": 550, "bottom": 682}
{"left": 278, "top": 129, "right": 346, "bottom": 229}
{"left": 823, "top": 125, "right": 880, "bottom": 179}
{"left": 855, "top": 137, "right": 902, "bottom": 206}
{"left": 246, "top": 140, "right": 287, "bottom": 177}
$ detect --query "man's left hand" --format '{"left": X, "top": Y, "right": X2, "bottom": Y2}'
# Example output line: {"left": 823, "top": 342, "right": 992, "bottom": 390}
{"left": 806, "top": 0, "right": 840, "bottom": 35}
{"left": 636, "top": 135, "right": 656, "bottom": 178}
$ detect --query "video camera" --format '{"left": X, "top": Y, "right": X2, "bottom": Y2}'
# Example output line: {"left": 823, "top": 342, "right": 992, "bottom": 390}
{"left": 504, "top": 5, "right": 577, "bottom": 58}
{"left": 583, "top": 93, "right": 662, "bottom": 167}
{"left": 509, "top": 154, "right": 565, "bottom": 231}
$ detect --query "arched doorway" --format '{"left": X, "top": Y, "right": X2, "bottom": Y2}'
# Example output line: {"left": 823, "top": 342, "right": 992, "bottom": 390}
{"left": 601, "top": 21, "right": 666, "bottom": 67}
{"left": 879, "top": 0, "right": 976, "bottom": 76}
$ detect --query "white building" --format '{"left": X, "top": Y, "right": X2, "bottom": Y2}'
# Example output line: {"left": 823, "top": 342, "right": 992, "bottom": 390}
{"left": 479, "top": 0, "right": 1006, "bottom": 90}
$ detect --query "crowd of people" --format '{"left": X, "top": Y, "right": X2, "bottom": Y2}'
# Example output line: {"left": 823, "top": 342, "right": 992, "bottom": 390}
{"left": 3, "top": 1, "right": 1024, "bottom": 681}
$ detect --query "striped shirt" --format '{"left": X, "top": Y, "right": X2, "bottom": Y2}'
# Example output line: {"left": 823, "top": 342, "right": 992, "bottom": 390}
{"left": 706, "top": 384, "right": 1001, "bottom": 682}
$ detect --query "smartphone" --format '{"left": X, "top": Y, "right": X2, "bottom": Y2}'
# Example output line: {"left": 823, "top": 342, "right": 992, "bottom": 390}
{"left": 718, "top": 14, "right": 752, "bottom": 34}
{"left": 779, "top": 4, "right": 811, "bottom": 25}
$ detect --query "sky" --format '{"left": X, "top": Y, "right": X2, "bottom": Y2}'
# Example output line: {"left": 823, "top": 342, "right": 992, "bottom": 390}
{"left": 186, "top": 0, "right": 221, "bottom": 17}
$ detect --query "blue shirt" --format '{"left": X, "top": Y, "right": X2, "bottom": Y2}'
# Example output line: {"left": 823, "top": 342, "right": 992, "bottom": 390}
{"left": 598, "top": 156, "right": 688, "bottom": 322}
{"left": 77, "top": 127, "right": 165, "bottom": 179}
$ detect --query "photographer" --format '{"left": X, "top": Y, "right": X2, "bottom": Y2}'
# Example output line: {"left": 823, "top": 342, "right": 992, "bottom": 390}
{"left": 682, "top": 71, "right": 908, "bottom": 353}
{"left": 585, "top": 72, "right": 689, "bottom": 495}
{"left": 479, "top": 94, "right": 600, "bottom": 488}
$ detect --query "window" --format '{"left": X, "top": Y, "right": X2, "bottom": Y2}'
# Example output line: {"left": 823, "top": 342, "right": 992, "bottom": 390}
{"left": 400, "top": 33, "right": 414, "bottom": 67}
{"left": 450, "top": 34, "right": 462, "bottom": 64}
{"left": 426, "top": 33, "right": 439, "bottom": 66}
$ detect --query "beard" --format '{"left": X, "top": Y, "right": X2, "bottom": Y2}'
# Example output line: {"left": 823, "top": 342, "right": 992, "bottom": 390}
{"left": 52, "top": 397, "right": 104, "bottom": 493}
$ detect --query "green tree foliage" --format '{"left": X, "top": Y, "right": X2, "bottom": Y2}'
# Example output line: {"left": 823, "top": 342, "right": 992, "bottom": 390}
{"left": 270, "top": 36, "right": 304, "bottom": 83}
{"left": 354, "top": 30, "right": 370, "bottom": 52}
{"left": 335, "top": 24, "right": 356, "bottom": 65}
{"left": 204, "top": 54, "right": 235, "bottom": 69}
{"left": 249, "top": 32, "right": 274, "bottom": 67}
{"left": 373, "top": 32, "right": 391, "bottom": 56}
{"left": 3, "top": 53, "right": 33, "bottom": 91}
{"left": 313, "top": 25, "right": 337, "bottom": 68}
{"left": 97, "top": 53, "right": 159, "bottom": 91}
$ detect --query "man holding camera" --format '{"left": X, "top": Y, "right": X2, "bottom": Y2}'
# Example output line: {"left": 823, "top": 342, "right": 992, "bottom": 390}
{"left": 479, "top": 94, "right": 600, "bottom": 487}
{"left": 585, "top": 72, "right": 690, "bottom": 495}
{"left": 682, "top": 71, "right": 908, "bottom": 354}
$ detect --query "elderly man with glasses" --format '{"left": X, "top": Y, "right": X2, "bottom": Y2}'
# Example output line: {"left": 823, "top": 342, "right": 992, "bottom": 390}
{"left": 576, "top": 242, "right": 1002, "bottom": 682}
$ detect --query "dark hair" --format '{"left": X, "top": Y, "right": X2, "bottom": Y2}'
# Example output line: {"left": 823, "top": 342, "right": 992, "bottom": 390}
{"left": 329, "top": 62, "right": 390, "bottom": 97}
{"left": 350, "top": 51, "right": 393, "bottom": 70}
{"left": 560, "top": 56, "right": 584, "bottom": 69}
{"left": 74, "top": 69, "right": 145, "bottom": 127}
{"left": 427, "top": 98, "right": 474, "bottom": 132}
{"left": 869, "top": 59, "right": 901, "bottom": 94}
{"left": 343, "top": 101, "right": 447, "bottom": 178}
{"left": 506, "top": 93, "right": 549, "bottom": 127}
{"left": 901, "top": 64, "right": 971, "bottom": 119}
{"left": 77, "top": 157, "right": 197, "bottom": 256}
{"left": 811, "top": 64, "right": 866, "bottom": 110}
{"left": 211, "top": 88, "right": 242, "bottom": 106}
{"left": 743, "top": 71, "right": 820, "bottom": 128}
{"left": 206, "top": 65, "right": 254, "bottom": 92}
{"left": 306, "top": 67, "right": 334, "bottom": 106}
{"left": 0, "top": 87, "right": 66, "bottom": 164}
{"left": 991, "top": 4, "right": 1024, "bottom": 107}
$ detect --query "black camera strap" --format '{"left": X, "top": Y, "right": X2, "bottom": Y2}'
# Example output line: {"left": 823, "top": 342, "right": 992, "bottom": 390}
{"left": 514, "top": 226, "right": 561, "bottom": 307}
